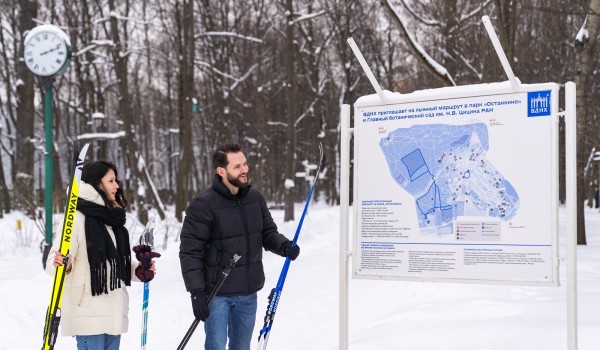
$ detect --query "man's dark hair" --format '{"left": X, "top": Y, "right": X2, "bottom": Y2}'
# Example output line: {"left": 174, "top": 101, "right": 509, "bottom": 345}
{"left": 213, "top": 143, "right": 243, "bottom": 170}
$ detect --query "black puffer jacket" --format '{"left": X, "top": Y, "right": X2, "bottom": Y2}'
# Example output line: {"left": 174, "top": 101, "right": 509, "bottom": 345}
{"left": 179, "top": 175, "right": 289, "bottom": 296}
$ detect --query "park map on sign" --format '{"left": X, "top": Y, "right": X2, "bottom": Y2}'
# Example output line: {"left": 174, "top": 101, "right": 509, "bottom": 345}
{"left": 379, "top": 123, "right": 520, "bottom": 236}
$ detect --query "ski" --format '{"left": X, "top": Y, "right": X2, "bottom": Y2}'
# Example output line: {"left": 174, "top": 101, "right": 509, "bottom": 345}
{"left": 177, "top": 253, "right": 242, "bottom": 350}
{"left": 138, "top": 218, "right": 156, "bottom": 350}
{"left": 256, "top": 143, "right": 324, "bottom": 350}
{"left": 41, "top": 141, "right": 89, "bottom": 350}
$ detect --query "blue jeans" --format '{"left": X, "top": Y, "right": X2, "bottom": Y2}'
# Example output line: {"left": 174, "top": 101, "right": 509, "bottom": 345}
{"left": 75, "top": 334, "right": 121, "bottom": 350}
{"left": 204, "top": 293, "right": 257, "bottom": 350}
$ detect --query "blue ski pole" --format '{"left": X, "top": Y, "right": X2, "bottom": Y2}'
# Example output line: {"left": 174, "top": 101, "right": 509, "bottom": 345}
{"left": 138, "top": 218, "right": 156, "bottom": 350}
{"left": 256, "top": 144, "right": 323, "bottom": 350}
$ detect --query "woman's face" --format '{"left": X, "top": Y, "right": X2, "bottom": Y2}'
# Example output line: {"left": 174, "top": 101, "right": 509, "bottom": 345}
{"left": 98, "top": 169, "right": 119, "bottom": 204}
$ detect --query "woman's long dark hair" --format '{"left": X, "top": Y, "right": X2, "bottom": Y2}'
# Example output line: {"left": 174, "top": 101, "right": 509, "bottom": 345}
{"left": 81, "top": 161, "right": 128, "bottom": 208}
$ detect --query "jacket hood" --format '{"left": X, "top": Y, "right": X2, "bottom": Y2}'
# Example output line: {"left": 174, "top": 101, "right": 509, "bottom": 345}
{"left": 78, "top": 181, "right": 106, "bottom": 206}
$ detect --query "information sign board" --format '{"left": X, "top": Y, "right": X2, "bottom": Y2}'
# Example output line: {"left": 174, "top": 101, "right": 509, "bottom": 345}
{"left": 353, "top": 83, "right": 559, "bottom": 285}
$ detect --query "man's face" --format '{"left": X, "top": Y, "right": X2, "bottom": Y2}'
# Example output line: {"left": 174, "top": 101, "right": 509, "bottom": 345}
{"left": 221, "top": 152, "right": 249, "bottom": 189}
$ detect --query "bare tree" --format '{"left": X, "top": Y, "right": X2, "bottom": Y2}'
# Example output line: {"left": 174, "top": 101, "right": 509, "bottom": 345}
{"left": 283, "top": 0, "right": 299, "bottom": 221}
{"left": 380, "top": 0, "right": 456, "bottom": 87}
{"left": 175, "top": 0, "right": 195, "bottom": 221}
{"left": 0, "top": 0, "right": 598, "bottom": 236}
{"left": 14, "top": 0, "right": 38, "bottom": 217}
{"left": 493, "top": 0, "right": 518, "bottom": 63}
{"left": 96, "top": 0, "right": 166, "bottom": 223}
{"left": 0, "top": 1, "right": 19, "bottom": 215}
{"left": 574, "top": 0, "right": 600, "bottom": 245}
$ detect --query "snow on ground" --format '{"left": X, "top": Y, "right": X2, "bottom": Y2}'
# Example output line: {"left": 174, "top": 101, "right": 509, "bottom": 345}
{"left": 0, "top": 203, "right": 598, "bottom": 349}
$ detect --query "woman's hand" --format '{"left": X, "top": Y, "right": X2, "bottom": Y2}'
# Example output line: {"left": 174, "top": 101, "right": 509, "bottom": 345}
{"left": 150, "top": 259, "right": 157, "bottom": 275}
{"left": 132, "top": 244, "right": 160, "bottom": 281}
{"left": 135, "top": 259, "right": 158, "bottom": 282}
{"left": 52, "top": 252, "right": 72, "bottom": 268}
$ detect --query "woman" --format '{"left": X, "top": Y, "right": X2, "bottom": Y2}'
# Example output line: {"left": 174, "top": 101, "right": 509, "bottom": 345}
{"left": 46, "top": 161, "right": 158, "bottom": 350}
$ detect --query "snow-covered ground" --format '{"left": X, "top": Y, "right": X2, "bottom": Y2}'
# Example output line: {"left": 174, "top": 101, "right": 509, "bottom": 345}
{"left": 0, "top": 203, "right": 598, "bottom": 349}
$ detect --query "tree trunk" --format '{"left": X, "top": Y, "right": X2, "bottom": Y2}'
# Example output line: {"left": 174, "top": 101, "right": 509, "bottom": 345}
{"left": 175, "top": 0, "right": 195, "bottom": 222}
{"left": 284, "top": 0, "right": 297, "bottom": 222}
{"left": 0, "top": 12, "right": 16, "bottom": 215}
{"left": 0, "top": 151, "right": 6, "bottom": 216}
{"left": 107, "top": 0, "right": 165, "bottom": 223}
{"left": 493, "top": 0, "right": 517, "bottom": 63}
{"left": 15, "top": 0, "right": 38, "bottom": 217}
{"left": 573, "top": 0, "right": 600, "bottom": 245}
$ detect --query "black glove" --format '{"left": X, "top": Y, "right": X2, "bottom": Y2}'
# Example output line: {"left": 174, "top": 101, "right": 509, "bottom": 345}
{"left": 132, "top": 244, "right": 161, "bottom": 268}
{"left": 281, "top": 241, "right": 300, "bottom": 261}
{"left": 191, "top": 291, "right": 210, "bottom": 321}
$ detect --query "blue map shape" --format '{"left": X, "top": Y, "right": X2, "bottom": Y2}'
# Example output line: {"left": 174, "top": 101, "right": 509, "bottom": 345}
{"left": 379, "top": 123, "right": 519, "bottom": 235}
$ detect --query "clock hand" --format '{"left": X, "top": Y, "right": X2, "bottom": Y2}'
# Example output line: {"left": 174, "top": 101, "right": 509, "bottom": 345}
{"left": 39, "top": 44, "right": 62, "bottom": 56}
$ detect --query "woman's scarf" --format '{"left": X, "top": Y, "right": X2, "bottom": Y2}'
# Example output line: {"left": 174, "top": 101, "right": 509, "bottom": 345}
{"left": 77, "top": 199, "right": 132, "bottom": 296}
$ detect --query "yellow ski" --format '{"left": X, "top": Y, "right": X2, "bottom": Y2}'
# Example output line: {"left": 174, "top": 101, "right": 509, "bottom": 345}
{"left": 42, "top": 142, "right": 89, "bottom": 350}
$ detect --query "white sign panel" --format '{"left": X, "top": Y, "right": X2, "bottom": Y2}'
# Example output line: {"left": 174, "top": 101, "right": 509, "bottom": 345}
{"left": 353, "top": 83, "right": 559, "bottom": 285}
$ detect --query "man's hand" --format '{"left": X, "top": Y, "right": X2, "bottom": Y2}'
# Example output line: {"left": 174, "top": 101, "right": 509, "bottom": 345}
{"left": 281, "top": 241, "right": 300, "bottom": 261}
{"left": 191, "top": 291, "right": 210, "bottom": 321}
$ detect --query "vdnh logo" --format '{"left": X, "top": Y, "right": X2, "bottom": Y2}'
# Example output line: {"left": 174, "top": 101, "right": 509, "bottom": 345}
{"left": 527, "top": 90, "right": 551, "bottom": 117}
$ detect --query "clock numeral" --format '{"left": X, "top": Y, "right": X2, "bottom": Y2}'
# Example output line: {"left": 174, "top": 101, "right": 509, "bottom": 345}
{"left": 42, "top": 67, "right": 47, "bottom": 73}
{"left": 27, "top": 58, "right": 33, "bottom": 64}
{"left": 56, "top": 59, "right": 62, "bottom": 65}
{"left": 43, "top": 34, "right": 48, "bottom": 40}
{"left": 58, "top": 51, "right": 64, "bottom": 56}
{"left": 26, "top": 51, "right": 32, "bottom": 56}
{"left": 34, "top": 64, "right": 39, "bottom": 71}
{"left": 35, "top": 36, "right": 41, "bottom": 42}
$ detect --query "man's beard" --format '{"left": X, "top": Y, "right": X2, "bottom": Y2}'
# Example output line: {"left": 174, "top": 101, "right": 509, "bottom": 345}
{"left": 227, "top": 172, "right": 249, "bottom": 188}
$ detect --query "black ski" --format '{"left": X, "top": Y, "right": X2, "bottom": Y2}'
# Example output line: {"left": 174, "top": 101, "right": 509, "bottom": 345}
{"left": 177, "top": 253, "right": 242, "bottom": 350}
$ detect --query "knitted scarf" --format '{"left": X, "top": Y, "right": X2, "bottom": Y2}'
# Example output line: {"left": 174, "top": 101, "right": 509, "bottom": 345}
{"left": 77, "top": 199, "right": 132, "bottom": 296}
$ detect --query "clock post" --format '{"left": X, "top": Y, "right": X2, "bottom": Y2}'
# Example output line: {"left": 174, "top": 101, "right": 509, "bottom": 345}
{"left": 23, "top": 24, "right": 71, "bottom": 267}
{"left": 42, "top": 76, "right": 55, "bottom": 266}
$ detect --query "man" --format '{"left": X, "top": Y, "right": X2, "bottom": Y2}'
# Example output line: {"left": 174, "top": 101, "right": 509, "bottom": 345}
{"left": 179, "top": 143, "right": 300, "bottom": 350}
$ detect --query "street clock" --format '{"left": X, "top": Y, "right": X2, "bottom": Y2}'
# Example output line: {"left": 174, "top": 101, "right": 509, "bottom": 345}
{"left": 23, "top": 24, "right": 73, "bottom": 271}
{"left": 23, "top": 24, "right": 71, "bottom": 77}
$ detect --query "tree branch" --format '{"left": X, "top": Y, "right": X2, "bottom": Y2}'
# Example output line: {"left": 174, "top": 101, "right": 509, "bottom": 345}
{"left": 380, "top": 0, "right": 456, "bottom": 86}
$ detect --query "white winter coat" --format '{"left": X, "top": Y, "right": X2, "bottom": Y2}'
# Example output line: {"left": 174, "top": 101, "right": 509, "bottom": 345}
{"left": 45, "top": 182, "right": 140, "bottom": 336}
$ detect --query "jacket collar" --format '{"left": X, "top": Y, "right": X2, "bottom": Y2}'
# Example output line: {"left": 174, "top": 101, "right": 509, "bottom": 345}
{"left": 212, "top": 174, "right": 250, "bottom": 199}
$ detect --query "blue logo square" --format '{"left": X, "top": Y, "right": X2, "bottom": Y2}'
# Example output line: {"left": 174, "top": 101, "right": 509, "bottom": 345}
{"left": 527, "top": 90, "right": 551, "bottom": 117}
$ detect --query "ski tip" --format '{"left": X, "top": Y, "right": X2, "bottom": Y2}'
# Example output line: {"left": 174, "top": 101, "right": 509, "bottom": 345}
{"left": 80, "top": 143, "right": 90, "bottom": 155}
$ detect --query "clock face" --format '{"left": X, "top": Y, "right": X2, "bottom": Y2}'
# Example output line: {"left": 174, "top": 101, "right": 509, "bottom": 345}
{"left": 24, "top": 31, "right": 69, "bottom": 77}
